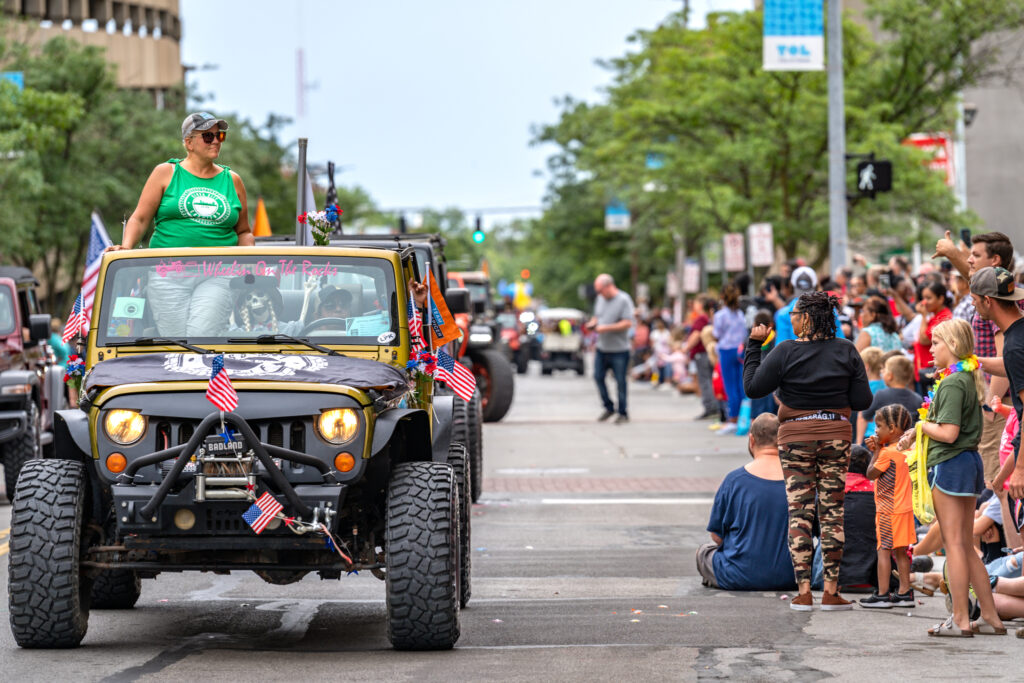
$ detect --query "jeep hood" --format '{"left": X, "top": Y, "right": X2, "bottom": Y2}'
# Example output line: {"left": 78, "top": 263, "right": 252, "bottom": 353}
{"left": 84, "top": 352, "right": 409, "bottom": 400}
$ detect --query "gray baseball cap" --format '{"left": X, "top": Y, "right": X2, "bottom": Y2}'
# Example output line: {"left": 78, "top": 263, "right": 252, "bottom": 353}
{"left": 181, "top": 112, "right": 228, "bottom": 140}
{"left": 970, "top": 266, "right": 1024, "bottom": 301}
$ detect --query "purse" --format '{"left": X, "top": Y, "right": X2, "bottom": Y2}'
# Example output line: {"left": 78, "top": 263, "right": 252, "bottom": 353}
{"left": 904, "top": 421, "right": 935, "bottom": 524}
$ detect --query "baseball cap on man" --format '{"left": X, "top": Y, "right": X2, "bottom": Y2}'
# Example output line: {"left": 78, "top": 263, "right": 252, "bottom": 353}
{"left": 791, "top": 266, "right": 818, "bottom": 293}
{"left": 181, "top": 112, "right": 229, "bottom": 140}
{"left": 970, "top": 266, "right": 1024, "bottom": 301}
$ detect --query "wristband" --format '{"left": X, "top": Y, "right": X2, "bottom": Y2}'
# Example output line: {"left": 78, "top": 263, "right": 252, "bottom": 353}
{"left": 761, "top": 329, "right": 776, "bottom": 349}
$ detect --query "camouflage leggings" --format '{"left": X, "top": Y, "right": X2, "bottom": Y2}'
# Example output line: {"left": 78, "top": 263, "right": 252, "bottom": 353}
{"left": 779, "top": 439, "right": 851, "bottom": 585}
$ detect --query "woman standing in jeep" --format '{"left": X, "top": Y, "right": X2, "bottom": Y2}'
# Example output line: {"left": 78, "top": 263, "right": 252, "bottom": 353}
{"left": 107, "top": 112, "right": 254, "bottom": 336}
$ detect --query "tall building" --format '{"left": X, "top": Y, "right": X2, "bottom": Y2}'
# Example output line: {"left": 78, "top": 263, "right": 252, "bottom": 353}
{"left": 2, "top": 0, "right": 184, "bottom": 107}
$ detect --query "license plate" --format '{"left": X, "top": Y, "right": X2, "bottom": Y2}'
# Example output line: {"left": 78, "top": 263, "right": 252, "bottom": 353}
{"left": 201, "top": 434, "right": 245, "bottom": 455}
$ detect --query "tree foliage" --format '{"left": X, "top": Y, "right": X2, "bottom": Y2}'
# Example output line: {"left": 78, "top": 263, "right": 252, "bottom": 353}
{"left": 518, "top": 0, "right": 1024, "bottom": 305}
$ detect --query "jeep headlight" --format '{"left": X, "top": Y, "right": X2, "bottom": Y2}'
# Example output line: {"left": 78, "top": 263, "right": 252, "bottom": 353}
{"left": 317, "top": 408, "right": 360, "bottom": 445}
{"left": 104, "top": 409, "right": 146, "bottom": 445}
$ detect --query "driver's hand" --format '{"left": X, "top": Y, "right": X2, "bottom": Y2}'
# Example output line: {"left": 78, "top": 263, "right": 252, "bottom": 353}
{"left": 409, "top": 278, "right": 428, "bottom": 306}
{"left": 104, "top": 244, "right": 130, "bottom": 253}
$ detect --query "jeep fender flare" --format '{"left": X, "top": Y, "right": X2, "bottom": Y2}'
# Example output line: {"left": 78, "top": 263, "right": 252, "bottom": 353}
{"left": 430, "top": 394, "right": 454, "bottom": 462}
{"left": 53, "top": 409, "right": 92, "bottom": 462}
{"left": 371, "top": 409, "right": 433, "bottom": 463}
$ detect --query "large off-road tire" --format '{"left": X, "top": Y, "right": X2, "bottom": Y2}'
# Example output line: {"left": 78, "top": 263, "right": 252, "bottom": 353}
{"left": 90, "top": 569, "right": 142, "bottom": 609}
{"left": 467, "top": 391, "right": 483, "bottom": 503}
{"left": 472, "top": 348, "right": 514, "bottom": 423}
{"left": 448, "top": 442, "right": 472, "bottom": 607}
{"left": 3, "top": 402, "right": 40, "bottom": 502}
{"left": 452, "top": 396, "right": 469, "bottom": 452}
{"left": 386, "top": 461, "right": 460, "bottom": 650}
{"left": 8, "top": 459, "right": 92, "bottom": 648}
{"left": 515, "top": 349, "right": 529, "bottom": 375}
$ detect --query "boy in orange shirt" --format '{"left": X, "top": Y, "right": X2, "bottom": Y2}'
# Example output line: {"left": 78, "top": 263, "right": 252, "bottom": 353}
{"left": 861, "top": 404, "right": 917, "bottom": 608}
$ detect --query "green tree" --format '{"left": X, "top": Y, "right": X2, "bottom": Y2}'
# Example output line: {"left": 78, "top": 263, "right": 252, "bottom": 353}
{"left": 534, "top": 1, "right": 1024, "bottom": 276}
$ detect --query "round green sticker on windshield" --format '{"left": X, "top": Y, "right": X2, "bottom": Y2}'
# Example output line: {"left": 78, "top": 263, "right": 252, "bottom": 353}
{"left": 178, "top": 187, "right": 231, "bottom": 226}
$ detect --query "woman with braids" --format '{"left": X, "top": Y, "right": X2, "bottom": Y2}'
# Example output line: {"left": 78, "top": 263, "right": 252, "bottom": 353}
{"left": 861, "top": 404, "right": 916, "bottom": 609}
{"left": 744, "top": 291, "right": 873, "bottom": 611}
{"left": 897, "top": 318, "right": 1005, "bottom": 637}
{"left": 855, "top": 297, "right": 902, "bottom": 352}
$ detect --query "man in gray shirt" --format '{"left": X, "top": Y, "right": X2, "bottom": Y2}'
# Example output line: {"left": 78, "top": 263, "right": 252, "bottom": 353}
{"left": 585, "top": 273, "right": 635, "bottom": 423}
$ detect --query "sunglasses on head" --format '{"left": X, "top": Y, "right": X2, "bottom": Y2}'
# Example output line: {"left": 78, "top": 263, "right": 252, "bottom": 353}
{"left": 195, "top": 130, "right": 226, "bottom": 143}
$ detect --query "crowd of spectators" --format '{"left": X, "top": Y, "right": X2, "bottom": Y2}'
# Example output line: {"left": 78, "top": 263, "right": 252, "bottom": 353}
{"left": 670, "top": 231, "right": 1024, "bottom": 636}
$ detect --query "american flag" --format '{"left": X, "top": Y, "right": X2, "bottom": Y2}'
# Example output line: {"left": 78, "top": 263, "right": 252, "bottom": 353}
{"left": 206, "top": 354, "right": 239, "bottom": 412}
{"left": 61, "top": 293, "right": 87, "bottom": 344}
{"left": 242, "top": 491, "right": 283, "bottom": 534}
{"left": 434, "top": 349, "right": 476, "bottom": 401}
{"left": 407, "top": 293, "right": 425, "bottom": 350}
{"left": 81, "top": 212, "right": 112, "bottom": 320}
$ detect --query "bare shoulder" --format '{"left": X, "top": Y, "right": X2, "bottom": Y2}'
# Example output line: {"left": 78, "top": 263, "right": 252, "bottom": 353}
{"left": 152, "top": 162, "right": 175, "bottom": 179}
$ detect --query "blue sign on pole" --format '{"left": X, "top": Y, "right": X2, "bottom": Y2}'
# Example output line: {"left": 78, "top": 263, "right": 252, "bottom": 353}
{"left": 763, "top": 0, "right": 824, "bottom": 71}
{"left": 1, "top": 71, "right": 24, "bottom": 90}
{"left": 604, "top": 200, "right": 630, "bottom": 231}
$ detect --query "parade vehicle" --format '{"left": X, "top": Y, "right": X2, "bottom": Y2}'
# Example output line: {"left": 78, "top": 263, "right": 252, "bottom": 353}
{"left": 537, "top": 308, "right": 586, "bottom": 376}
{"left": 7, "top": 246, "right": 474, "bottom": 651}
{"left": 0, "top": 266, "right": 63, "bottom": 499}
{"left": 447, "top": 271, "right": 515, "bottom": 420}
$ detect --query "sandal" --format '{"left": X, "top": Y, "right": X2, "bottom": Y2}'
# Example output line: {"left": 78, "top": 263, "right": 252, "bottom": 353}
{"left": 970, "top": 616, "right": 1007, "bottom": 636}
{"left": 903, "top": 571, "right": 936, "bottom": 597}
{"left": 928, "top": 615, "right": 974, "bottom": 638}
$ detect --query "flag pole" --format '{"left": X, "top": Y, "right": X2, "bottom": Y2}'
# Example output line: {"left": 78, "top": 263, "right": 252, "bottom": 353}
{"left": 424, "top": 261, "right": 432, "bottom": 354}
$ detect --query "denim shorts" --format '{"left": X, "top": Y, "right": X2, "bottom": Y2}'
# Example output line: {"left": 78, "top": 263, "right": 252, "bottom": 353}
{"left": 928, "top": 450, "right": 985, "bottom": 497}
{"left": 987, "top": 552, "right": 1023, "bottom": 580}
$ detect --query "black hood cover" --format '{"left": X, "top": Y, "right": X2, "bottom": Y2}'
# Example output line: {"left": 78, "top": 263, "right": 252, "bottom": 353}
{"left": 85, "top": 353, "right": 409, "bottom": 400}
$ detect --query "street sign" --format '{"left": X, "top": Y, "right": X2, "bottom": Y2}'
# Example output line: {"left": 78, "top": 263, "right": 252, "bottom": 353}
{"left": 604, "top": 201, "right": 631, "bottom": 231}
{"left": 904, "top": 133, "right": 955, "bottom": 188}
{"left": 763, "top": 0, "right": 824, "bottom": 72}
{"left": 1, "top": 71, "right": 24, "bottom": 90}
{"left": 724, "top": 233, "right": 745, "bottom": 272}
{"left": 856, "top": 160, "right": 892, "bottom": 196}
{"left": 683, "top": 261, "right": 700, "bottom": 293}
{"left": 747, "top": 223, "right": 775, "bottom": 267}
{"left": 666, "top": 272, "right": 679, "bottom": 299}
{"left": 703, "top": 240, "right": 722, "bottom": 271}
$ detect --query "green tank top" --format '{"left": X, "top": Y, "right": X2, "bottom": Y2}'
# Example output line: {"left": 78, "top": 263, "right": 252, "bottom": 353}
{"left": 150, "top": 159, "right": 242, "bottom": 248}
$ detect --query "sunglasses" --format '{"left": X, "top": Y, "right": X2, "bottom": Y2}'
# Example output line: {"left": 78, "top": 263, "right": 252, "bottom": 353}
{"left": 195, "top": 130, "right": 226, "bottom": 144}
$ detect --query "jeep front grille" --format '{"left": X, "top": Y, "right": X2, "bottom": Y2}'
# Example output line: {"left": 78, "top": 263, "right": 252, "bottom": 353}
{"left": 206, "top": 508, "right": 246, "bottom": 532}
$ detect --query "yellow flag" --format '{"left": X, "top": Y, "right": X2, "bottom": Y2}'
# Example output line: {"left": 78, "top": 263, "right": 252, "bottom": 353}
{"left": 252, "top": 197, "right": 272, "bottom": 236}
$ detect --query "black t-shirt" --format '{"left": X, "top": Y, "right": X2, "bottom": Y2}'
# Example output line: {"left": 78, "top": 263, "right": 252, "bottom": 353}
{"left": 1003, "top": 317, "right": 1024, "bottom": 458}
{"left": 743, "top": 337, "right": 873, "bottom": 411}
{"left": 863, "top": 387, "right": 924, "bottom": 424}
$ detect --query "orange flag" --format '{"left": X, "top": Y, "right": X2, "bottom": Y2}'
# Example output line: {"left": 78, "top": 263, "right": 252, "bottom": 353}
{"left": 252, "top": 197, "right": 272, "bottom": 236}
{"left": 425, "top": 275, "right": 461, "bottom": 348}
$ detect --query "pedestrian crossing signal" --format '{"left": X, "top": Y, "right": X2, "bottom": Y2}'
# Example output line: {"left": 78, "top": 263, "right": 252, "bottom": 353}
{"left": 856, "top": 160, "right": 892, "bottom": 198}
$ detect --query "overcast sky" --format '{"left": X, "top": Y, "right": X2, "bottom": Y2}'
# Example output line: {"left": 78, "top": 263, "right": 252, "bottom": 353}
{"left": 180, "top": 0, "right": 752, "bottom": 222}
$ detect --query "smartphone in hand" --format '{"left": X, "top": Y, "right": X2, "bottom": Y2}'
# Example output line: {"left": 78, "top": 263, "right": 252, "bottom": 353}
{"left": 961, "top": 228, "right": 972, "bottom": 247}
{"left": 879, "top": 273, "right": 891, "bottom": 290}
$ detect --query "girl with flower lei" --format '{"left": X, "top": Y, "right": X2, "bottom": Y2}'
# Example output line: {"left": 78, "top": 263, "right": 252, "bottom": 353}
{"left": 897, "top": 319, "right": 1005, "bottom": 637}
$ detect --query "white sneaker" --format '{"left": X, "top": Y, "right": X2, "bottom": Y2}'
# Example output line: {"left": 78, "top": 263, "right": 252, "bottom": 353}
{"left": 717, "top": 423, "right": 736, "bottom": 434}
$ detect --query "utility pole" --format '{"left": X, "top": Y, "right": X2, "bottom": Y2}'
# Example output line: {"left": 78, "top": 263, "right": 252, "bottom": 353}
{"left": 296, "top": 138, "right": 308, "bottom": 245}
{"left": 827, "top": 0, "right": 848, "bottom": 271}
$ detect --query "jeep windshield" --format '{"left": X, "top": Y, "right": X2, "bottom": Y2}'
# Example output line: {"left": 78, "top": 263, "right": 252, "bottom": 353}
{"left": 97, "top": 254, "right": 398, "bottom": 346}
{"left": 0, "top": 287, "right": 14, "bottom": 336}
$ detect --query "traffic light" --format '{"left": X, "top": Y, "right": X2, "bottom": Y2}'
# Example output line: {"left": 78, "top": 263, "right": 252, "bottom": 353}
{"left": 472, "top": 215, "right": 485, "bottom": 243}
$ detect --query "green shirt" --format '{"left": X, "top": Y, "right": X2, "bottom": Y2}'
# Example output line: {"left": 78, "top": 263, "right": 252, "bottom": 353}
{"left": 925, "top": 370, "right": 982, "bottom": 467}
{"left": 150, "top": 159, "right": 241, "bottom": 248}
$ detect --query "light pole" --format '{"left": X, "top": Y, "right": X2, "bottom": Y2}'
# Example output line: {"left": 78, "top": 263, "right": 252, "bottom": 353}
{"left": 827, "top": 0, "right": 848, "bottom": 271}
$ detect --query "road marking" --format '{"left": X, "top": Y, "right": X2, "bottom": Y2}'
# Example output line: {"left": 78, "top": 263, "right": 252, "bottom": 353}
{"left": 495, "top": 468, "right": 590, "bottom": 475}
{"left": 540, "top": 498, "right": 714, "bottom": 505}
{"left": 0, "top": 541, "right": 8, "bottom": 557}
{"left": 0, "top": 526, "right": 9, "bottom": 539}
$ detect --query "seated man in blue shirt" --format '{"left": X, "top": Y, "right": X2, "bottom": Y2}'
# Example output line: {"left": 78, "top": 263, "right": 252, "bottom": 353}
{"left": 696, "top": 413, "right": 796, "bottom": 591}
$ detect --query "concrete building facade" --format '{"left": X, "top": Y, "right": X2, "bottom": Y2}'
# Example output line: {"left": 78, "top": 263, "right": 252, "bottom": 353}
{"left": 2, "top": 0, "right": 184, "bottom": 103}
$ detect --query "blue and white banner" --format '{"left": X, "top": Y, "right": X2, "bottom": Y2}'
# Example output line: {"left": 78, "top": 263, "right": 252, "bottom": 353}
{"left": 763, "top": 0, "right": 824, "bottom": 71}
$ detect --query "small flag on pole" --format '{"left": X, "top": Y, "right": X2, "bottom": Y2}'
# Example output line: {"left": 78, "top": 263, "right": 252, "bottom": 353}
{"left": 206, "top": 354, "right": 239, "bottom": 412}
{"left": 434, "top": 349, "right": 477, "bottom": 402}
{"left": 407, "top": 293, "right": 425, "bottom": 350}
{"left": 242, "top": 491, "right": 283, "bottom": 534}
{"left": 62, "top": 293, "right": 87, "bottom": 344}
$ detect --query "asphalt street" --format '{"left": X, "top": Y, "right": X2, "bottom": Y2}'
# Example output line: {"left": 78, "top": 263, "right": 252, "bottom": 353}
{"left": 0, "top": 360, "right": 1020, "bottom": 681}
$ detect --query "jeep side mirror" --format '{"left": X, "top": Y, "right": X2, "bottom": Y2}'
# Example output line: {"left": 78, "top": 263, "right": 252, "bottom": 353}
{"left": 29, "top": 313, "right": 50, "bottom": 344}
{"left": 445, "top": 288, "right": 471, "bottom": 315}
